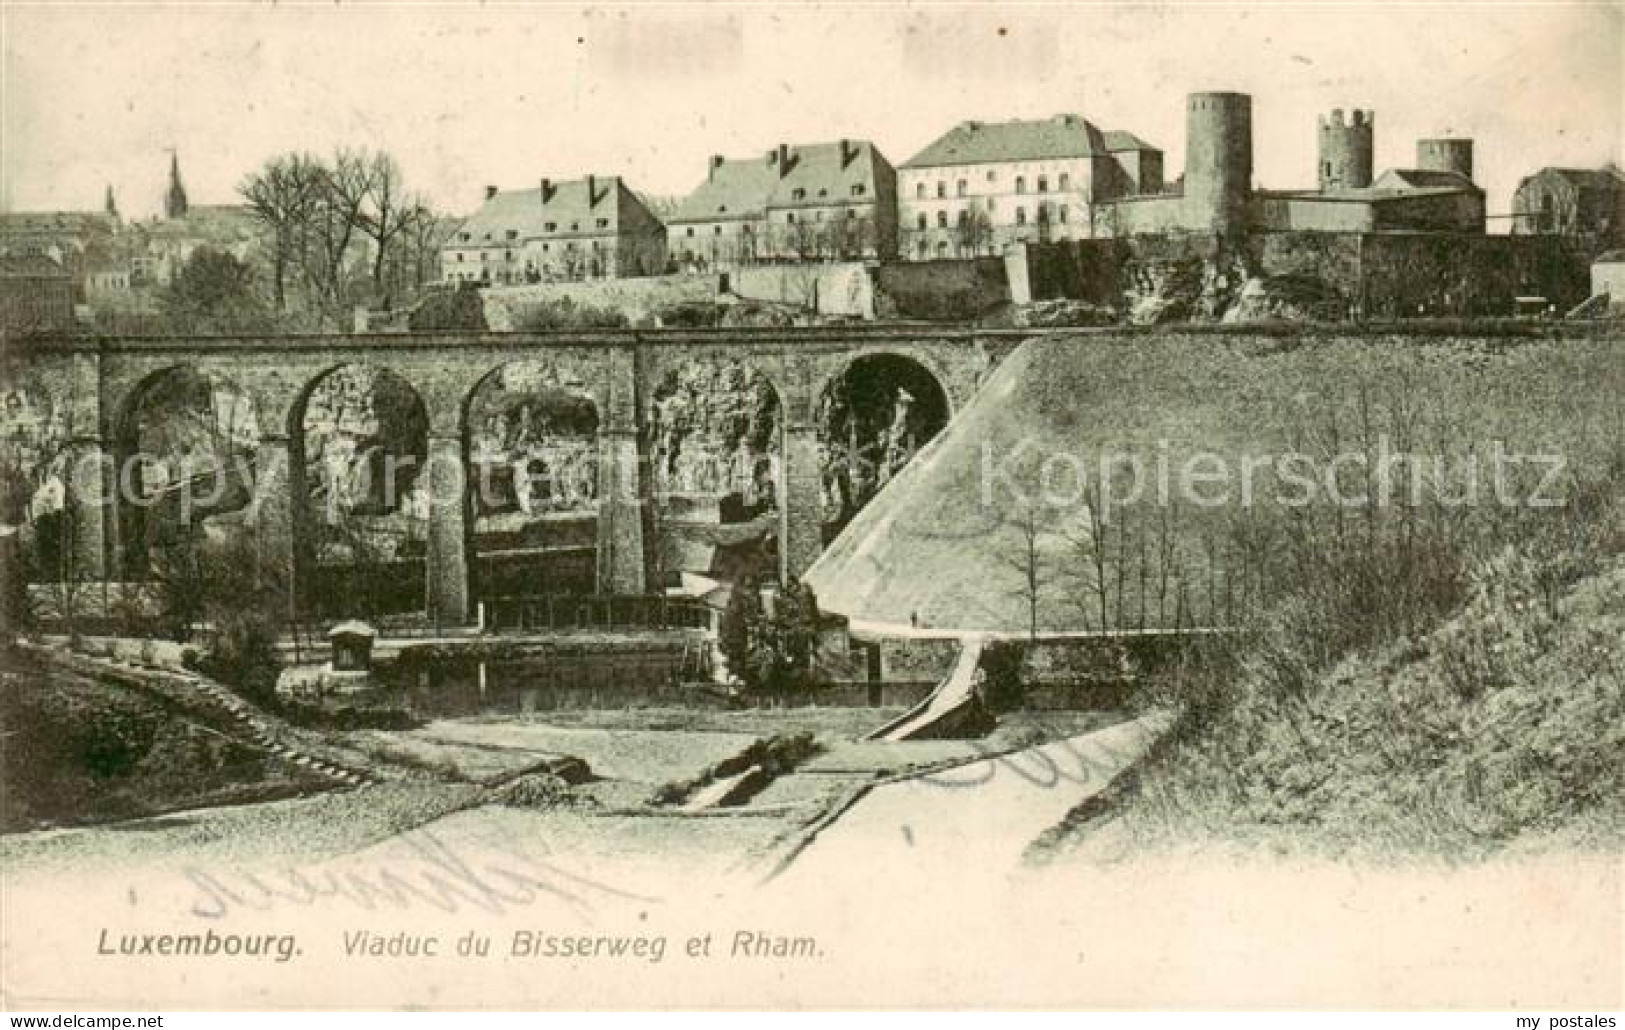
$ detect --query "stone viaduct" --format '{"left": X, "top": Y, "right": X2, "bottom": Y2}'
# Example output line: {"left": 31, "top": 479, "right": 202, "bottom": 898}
{"left": 14, "top": 326, "right": 1028, "bottom": 625}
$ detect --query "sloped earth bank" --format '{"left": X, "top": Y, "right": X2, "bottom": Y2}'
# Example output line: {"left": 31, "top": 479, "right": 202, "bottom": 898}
{"left": 0, "top": 646, "right": 337, "bottom": 833}
{"left": 1036, "top": 556, "right": 1625, "bottom": 865}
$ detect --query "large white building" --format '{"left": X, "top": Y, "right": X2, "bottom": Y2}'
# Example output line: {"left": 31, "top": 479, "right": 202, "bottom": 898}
{"left": 898, "top": 114, "right": 1164, "bottom": 259}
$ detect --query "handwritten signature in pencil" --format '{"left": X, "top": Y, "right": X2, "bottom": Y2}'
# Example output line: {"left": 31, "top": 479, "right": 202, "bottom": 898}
{"left": 180, "top": 830, "right": 657, "bottom": 920}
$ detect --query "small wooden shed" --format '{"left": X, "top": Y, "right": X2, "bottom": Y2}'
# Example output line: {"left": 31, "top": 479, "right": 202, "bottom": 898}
{"left": 328, "top": 620, "right": 378, "bottom": 672}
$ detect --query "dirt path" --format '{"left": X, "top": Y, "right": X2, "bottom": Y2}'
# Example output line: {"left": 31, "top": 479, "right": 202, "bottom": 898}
{"left": 765, "top": 709, "right": 1173, "bottom": 890}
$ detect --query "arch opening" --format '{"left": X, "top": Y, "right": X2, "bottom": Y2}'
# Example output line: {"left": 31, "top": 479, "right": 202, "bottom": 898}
{"left": 114, "top": 365, "right": 262, "bottom": 580}
{"left": 465, "top": 361, "right": 601, "bottom": 601}
{"left": 815, "top": 353, "right": 950, "bottom": 540}
{"left": 293, "top": 364, "right": 428, "bottom": 620}
{"left": 647, "top": 358, "right": 782, "bottom": 591}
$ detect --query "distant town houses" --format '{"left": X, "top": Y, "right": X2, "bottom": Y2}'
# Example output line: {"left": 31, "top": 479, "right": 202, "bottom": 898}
{"left": 665, "top": 140, "right": 898, "bottom": 269}
{"left": 442, "top": 176, "right": 666, "bottom": 285}
{"left": 5, "top": 90, "right": 1619, "bottom": 301}
{"left": 1511, "top": 166, "right": 1625, "bottom": 245}
{"left": 899, "top": 114, "right": 1164, "bottom": 258}
{"left": 0, "top": 153, "right": 267, "bottom": 311}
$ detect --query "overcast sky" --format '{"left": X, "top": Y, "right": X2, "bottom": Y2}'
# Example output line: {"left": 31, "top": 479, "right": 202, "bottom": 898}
{"left": 3, "top": 2, "right": 1620, "bottom": 223}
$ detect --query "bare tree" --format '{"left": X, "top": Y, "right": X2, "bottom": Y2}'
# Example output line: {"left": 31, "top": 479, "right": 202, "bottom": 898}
{"left": 782, "top": 217, "right": 823, "bottom": 263}
{"left": 1155, "top": 499, "right": 1180, "bottom": 627}
{"left": 44, "top": 485, "right": 91, "bottom": 640}
{"left": 302, "top": 149, "right": 373, "bottom": 319}
{"left": 243, "top": 149, "right": 446, "bottom": 321}
{"left": 831, "top": 211, "right": 875, "bottom": 260}
{"left": 1066, "top": 481, "right": 1113, "bottom": 632}
{"left": 399, "top": 205, "right": 449, "bottom": 292}
{"left": 998, "top": 503, "right": 1055, "bottom": 642}
{"left": 957, "top": 204, "right": 994, "bottom": 257}
{"left": 239, "top": 152, "right": 325, "bottom": 312}
{"left": 355, "top": 152, "right": 420, "bottom": 303}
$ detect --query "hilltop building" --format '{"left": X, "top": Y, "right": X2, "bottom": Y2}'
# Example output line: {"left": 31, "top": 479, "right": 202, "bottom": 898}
{"left": 898, "top": 114, "right": 1164, "bottom": 259}
{"left": 1511, "top": 166, "right": 1625, "bottom": 246}
{"left": 1098, "top": 94, "right": 1485, "bottom": 239}
{"left": 443, "top": 176, "right": 667, "bottom": 284}
{"left": 666, "top": 140, "right": 898, "bottom": 268}
{"left": 898, "top": 94, "right": 1484, "bottom": 258}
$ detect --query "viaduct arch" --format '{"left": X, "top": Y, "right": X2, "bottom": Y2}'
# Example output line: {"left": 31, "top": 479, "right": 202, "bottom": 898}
{"left": 12, "top": 326, "right": 1014, "bottom": 626}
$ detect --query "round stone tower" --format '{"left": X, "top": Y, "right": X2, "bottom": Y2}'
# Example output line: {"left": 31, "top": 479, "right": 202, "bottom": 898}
{"left": 1318, "top": 108, "right": 1374, "bottom": 191}
{"left": 1417, "top": 138, "right": 1474, "bottom": 181}
{"left": 1184, "top": 91, "right": 1253, "bottom": 235}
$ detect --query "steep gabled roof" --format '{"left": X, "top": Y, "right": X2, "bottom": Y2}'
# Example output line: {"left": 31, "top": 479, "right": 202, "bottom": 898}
{"left": 1524, "top": 167, "right": 1625, "bottom": 192}
{"left": 669, "top": 140, "right": 889, "bottom": 223}
{"left": 1103, "top": 130, "right": 1158, "bottom": 153}
{"left": 903, "top": 115, "right": 1115, "bottom": 169}
{"left": 669, "top": 158, "right": 779, "bottom": 224}
{"left": 766, "top": 141, "right": 886, "bottom": 209}
{"left": 452, "top": 177, "right": 645, "bottom": 242}
{"left": 1371, "top": 168, "right": 1479, "bottom": 193}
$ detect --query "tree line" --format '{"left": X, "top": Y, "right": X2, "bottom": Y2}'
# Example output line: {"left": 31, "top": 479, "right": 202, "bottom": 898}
{"left": 238, "top": 149, "right": 451, "bottom": 326}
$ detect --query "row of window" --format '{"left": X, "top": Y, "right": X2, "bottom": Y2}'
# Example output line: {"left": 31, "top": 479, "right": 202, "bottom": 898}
{"left": 679, "top": 206, "right": 868, "bottom": 237}
{"left": 914, "top": 203, "right": 1069, "bottom": 229}
{"left": 914, "top": 172, "right": 1072, "bottom": 200}
{"left": 785, "top": 208, "right": 860, "bottom": 225}
{"left": 458, "top": 218, "right": 611, "bottom": 243}
{"left": 457, "top": 186, "right": 874, "bottom": 244}
{"left": 451, "top": 239, "right": 609, "bottom": 262}
{"left": 787, "top": 184, "right": 868, "bottom": 201}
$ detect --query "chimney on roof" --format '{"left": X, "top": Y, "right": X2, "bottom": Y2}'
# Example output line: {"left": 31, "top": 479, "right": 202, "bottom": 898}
{"left": 540, "top": 178, "right": 554, "bottom": 202}
{"left": 839, "top": 139, "right": 858, "bottom": 168}
{"left": 776, "top": 143, "right": 792, "bottom": 178}
{"left": 485, "top": 185, "right": 499, "bottom": 201}
{"left": 709, "top": 155, "right": 725, "bottom": 180}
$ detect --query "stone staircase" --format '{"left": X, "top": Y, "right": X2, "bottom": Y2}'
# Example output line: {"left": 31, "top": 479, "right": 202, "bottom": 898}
{"left": 16, "top": 641, "right": 377, "bottom": 789}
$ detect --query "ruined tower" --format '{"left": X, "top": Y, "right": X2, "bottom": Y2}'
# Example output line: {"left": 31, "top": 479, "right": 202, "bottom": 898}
{"left": 1184, "top": 91, "right": 1253, "bottom": 236}
{"left": 1417, "top": 138, "right": 1475, "bottom": 181}
{"left": 164, "top": 151, "right": 189, "bottom": 220}
{"left": 1318, "top": 108, "right": 1374, "bottom": 191}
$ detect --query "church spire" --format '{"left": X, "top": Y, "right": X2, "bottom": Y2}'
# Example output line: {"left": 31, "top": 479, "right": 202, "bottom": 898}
{"left": 164, "top": 150, "right": 188, "bottom": 219}
{"left": 104, "top": 184, "right": 119, "bottom": 221}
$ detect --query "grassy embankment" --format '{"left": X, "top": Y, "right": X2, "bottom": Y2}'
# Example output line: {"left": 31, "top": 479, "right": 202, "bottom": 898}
{"left": 1071, "top": 333, "right": 1625, "bottom": 855}
{"left": 0, "top": 647, "right": 332, "bottom": 832}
